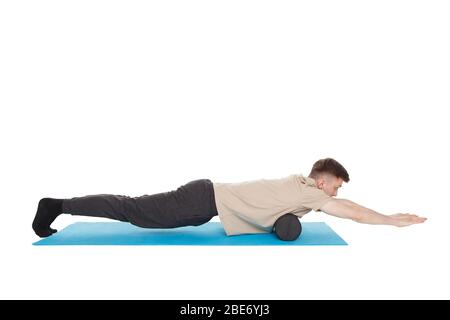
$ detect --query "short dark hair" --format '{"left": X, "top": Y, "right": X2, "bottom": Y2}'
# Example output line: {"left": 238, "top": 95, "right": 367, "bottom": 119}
{"left": 308, "top": 158, "right": 350, "bottom": 182}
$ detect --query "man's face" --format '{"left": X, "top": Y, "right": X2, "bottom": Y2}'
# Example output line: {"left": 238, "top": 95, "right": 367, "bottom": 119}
{"left": 316, "top": 174, "right": 344, "bottom": 197}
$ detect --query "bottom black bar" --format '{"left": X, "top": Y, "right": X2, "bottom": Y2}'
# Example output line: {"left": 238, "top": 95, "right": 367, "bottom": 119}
{"left": 0, "top": 300, "right": 440, "bottom": 319}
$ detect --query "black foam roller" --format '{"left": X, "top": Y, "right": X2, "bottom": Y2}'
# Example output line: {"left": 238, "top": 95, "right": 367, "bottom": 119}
{"left": 273, "top": 213, "right": 302, "bottom": 241}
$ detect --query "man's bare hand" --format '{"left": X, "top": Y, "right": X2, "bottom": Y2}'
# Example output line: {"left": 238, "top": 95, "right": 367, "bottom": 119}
{"left": 389, "top": 213, "right": 427, "bottom": 227}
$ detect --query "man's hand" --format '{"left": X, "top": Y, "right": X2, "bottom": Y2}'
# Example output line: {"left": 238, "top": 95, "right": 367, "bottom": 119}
{"left": 389, "top": 213, "right": 427, "bottom": 227}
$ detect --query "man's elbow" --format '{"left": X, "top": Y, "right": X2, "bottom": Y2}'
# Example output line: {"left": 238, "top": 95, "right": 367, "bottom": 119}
{"left": 348, "top": 211, "right": 365, "bottom": 223}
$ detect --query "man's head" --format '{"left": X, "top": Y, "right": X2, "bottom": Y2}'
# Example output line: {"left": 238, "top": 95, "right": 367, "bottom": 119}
{"left": 308, "top": 158, "right": 350, "bottom": 197}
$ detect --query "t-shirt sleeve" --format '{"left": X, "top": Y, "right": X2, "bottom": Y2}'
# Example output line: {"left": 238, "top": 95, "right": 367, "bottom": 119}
{"left": 301, "top": 186, "right": 332, "bottom": 211}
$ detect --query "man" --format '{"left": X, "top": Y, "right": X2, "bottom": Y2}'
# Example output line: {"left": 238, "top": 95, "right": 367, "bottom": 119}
{"left": 32, "top": 158, "right": 426, "bottom": 238}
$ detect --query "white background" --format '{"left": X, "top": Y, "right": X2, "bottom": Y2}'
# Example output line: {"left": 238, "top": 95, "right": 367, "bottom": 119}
{"left": 1, "top": 0, "right": 449, "bottom": 299}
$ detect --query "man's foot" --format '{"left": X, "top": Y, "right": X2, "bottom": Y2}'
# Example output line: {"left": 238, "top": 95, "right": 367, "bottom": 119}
{"left": 32, "top": 198, "right": 64, "bottom": 237}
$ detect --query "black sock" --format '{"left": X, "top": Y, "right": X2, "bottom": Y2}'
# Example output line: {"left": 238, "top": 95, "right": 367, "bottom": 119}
{"left": 32, "top": 198, "right": 64, "bottom": 238}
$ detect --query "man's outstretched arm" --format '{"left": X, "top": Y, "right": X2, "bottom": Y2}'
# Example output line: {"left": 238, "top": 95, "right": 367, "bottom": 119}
{"left": 320, "top": 198, "right": 427, "bottom": 227}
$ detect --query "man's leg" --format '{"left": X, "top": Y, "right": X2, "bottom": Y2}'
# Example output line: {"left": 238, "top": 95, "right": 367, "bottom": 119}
{"left": 32, "top": 179, "right": 218, "bottom": 237}
{"left": 61, "top": 193, "right": 181, "bottom": 227}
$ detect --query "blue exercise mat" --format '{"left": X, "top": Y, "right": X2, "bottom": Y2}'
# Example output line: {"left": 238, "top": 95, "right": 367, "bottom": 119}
{"left": 33, "top": 222, "right": 347, "bottom": 246}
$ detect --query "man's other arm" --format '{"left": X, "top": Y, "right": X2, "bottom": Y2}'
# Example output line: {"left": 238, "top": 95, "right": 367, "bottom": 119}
{"left": 320, "top": 198, "right": 427, "bottom": 227}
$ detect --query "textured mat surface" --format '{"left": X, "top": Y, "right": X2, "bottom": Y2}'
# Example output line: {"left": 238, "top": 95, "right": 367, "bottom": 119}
{"left": 33, "top": 221, "right": 347, "bottom": 246}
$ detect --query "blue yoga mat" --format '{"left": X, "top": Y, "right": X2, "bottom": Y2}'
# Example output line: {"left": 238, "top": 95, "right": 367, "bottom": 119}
{"left": 33, "top": 222, "right": 347, "bottom": 246}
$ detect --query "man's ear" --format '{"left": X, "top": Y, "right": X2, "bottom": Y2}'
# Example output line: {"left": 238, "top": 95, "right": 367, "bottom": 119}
{"left": 316, "top": 177, "right": 324, "bottom": 189}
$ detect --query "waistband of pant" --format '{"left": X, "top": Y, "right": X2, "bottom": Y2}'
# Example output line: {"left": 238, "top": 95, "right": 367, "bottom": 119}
{"left": 205, "top": 179, "right": 219, "bottom": 216}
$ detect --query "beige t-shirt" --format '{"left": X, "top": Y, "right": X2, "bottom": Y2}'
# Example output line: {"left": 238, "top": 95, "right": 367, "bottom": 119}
{"left": 212, "top": 174, "right": 332, "bottom": 236}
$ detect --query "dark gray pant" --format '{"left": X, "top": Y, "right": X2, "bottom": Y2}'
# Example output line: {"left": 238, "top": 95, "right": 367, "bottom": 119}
{"left": 62, "top": 179, "right": 218, "bottom": 228}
